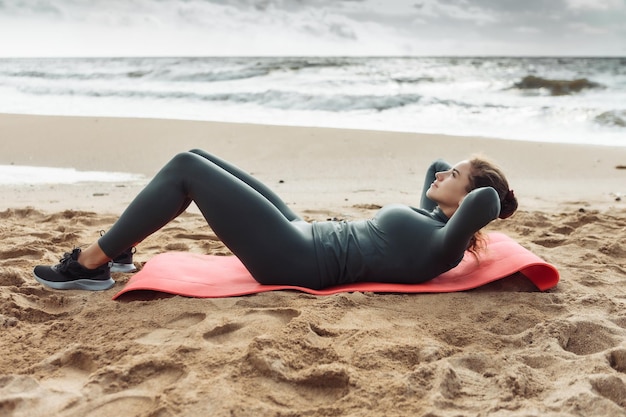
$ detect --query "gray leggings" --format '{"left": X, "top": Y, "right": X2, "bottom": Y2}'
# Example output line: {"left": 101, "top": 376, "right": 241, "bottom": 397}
{"left": 98, "top": 149, "right": 321, "bottom": 289}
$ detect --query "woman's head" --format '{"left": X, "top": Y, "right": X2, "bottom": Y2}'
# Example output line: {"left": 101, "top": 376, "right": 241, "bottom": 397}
{"left": 466, "top": 156, "right": 518, "bottom": 219}
{"left": 425, "top": 156, "right": 517, "bottom": 220}
{"left": 425, "top": 160, "right": 473, "bottom": 216}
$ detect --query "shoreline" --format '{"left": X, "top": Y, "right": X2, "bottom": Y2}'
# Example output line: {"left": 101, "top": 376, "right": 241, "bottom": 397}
{"left": 3, "top": 110, "right": 626, "bottom": 149}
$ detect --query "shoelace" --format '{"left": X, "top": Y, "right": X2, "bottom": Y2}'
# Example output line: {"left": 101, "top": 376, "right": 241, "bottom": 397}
{"left": 56, "top": 249, "right": 79, "bottom": 272}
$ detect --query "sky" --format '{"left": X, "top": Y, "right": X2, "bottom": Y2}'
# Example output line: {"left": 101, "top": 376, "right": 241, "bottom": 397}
{"left": 0, "top": 0, "right": 624, "bottom": 57}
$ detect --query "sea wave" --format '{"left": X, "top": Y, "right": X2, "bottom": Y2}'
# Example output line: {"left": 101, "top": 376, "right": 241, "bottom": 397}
{"left": 17, "top": 84, "right": 425, "bottom": 112}
{"left": 170, "top": 68, "right": 272, "bottom": 83}
{"left": 171, "top": 59, "right": 355, "bottom": 82}
{"left": 1, "top": 56, "right": 625, "bottom": 146}
{"left": 595, "top": 110, "right": 626, "bottom": 128}
{"left": 3, "top": 69, "right": 122, "bottom": 81}
{"left": 0, "top": 57, "right": 358, "bottom": 84}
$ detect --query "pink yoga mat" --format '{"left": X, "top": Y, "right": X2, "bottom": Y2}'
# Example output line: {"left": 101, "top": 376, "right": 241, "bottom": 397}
{"left": 112, "top": 232, "right": 559, "bottom": 299}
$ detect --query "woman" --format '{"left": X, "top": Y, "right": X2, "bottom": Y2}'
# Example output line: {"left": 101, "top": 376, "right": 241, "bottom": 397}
{"left": 33, "top": 149, "right": 518, "bottom": 291}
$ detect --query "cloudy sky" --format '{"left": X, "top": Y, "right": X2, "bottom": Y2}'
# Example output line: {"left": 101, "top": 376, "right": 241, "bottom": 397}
{"left": 0, "top": 0, "right": 624, "bottom": 57}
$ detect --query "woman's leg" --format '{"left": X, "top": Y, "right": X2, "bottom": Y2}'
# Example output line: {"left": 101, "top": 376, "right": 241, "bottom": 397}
{"left": 98, "top": 151, "right": 320, "bottom": 288}
{"left": 189, "top": 148, "right": 301, "bottom": 221}
{"left": 161, "top": 149, "right": 301, "bottom": 222}
{"left": 124, "top": 148, "right": 299, "bottom": 237}
{"left": 85, "top": 149, "right": 300, "bottom": 270}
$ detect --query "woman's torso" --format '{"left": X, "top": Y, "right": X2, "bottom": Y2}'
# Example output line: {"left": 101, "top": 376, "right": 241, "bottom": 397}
{"left": 311, "top": 204, "right": 463, "bottom": 288}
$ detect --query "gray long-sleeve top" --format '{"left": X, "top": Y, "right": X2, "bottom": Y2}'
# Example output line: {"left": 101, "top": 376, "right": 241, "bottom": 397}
{"left": 311, "top": 160, "right": 501, "bottom": 288}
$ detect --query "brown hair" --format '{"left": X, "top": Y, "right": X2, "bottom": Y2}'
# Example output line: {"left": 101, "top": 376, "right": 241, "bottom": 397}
{"left": 465, "top": 156, "right": 518, "bottom": 254}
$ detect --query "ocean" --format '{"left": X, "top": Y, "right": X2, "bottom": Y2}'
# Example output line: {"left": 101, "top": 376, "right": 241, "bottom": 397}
{"left": 1, "top": 56, "right": 625, "bottom": 148}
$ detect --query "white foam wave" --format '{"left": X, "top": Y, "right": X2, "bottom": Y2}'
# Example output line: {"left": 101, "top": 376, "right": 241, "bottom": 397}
{"left": 0, "top": 56, "right": 625, "bottom": 147}
{"left": 0, "top": 165, "right": 143, "bottom": 185}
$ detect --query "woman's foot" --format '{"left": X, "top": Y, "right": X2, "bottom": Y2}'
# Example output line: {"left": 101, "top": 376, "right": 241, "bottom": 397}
{"left": 33, "top": 248, "right": 114, "bottom": 291}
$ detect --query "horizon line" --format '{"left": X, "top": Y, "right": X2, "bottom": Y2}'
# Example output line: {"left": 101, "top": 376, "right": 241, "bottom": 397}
{"left": 1, "top": 54, "right": 625, "bottom": 59}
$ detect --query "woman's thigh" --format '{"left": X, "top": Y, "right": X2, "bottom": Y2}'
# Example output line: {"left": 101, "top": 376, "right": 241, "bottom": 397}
{"left": 178, "top": 153, "right": 321, "bottom": 288}
{"left": 189, "top": 148, "right": 302, "bottom": 221}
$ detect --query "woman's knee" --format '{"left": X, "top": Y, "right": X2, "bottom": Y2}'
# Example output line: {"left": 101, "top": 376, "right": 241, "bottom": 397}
{"left": 166, "top": 151, "right": 206, "bottom": 173}
{"left": 188, "top": 149, "right": 220, "bottom": 166}
{"left": 155, "top": 152, "right": 209, "bottom": 188}
{"left": 167, "top": 151, "right": 195, "bottom": 166}
{"left": 188, "top": 148, "right": 205, "bottom": 156}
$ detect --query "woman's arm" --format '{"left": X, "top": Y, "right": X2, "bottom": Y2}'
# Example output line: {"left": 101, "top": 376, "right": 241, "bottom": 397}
{"left": 437, "top": 187, "right": 501, "bottom": 263}
{"left": 420, "top": 159, "right": 452, "bottom": 211}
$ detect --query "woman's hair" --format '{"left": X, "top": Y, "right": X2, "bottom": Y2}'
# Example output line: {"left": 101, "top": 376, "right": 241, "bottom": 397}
{"left": 465, "top": 155, "right": 518, "bottom": 255}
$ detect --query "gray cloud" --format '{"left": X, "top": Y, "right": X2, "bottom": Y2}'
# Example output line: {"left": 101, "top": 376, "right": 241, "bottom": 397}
{"left": 0, "top": 0, "right": 623, "bottom": 56}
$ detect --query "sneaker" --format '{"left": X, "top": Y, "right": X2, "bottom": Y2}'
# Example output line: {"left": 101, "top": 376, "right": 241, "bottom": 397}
{"left": 111, "top": 247, "right": 137, "bottom": 273}
{"left": 33, "top": 248, "right": 115, "bottom": 291}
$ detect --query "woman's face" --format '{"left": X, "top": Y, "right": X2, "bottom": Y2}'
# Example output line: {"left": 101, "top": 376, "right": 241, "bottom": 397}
{"left": 426, "top": 160, "right": 472, "bottom": 212}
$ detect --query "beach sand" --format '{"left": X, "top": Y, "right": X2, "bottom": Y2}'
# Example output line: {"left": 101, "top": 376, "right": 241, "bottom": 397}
{"left": 1, "top": 113, "right": 625, "bottom": 416}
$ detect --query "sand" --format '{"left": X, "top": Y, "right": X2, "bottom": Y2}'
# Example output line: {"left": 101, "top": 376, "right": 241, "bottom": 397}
{"left": 1, "top": 113, "right": 625, "bottom": 416}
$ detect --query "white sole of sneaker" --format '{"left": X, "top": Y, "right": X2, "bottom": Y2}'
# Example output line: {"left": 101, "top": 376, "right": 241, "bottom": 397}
{"left": 33, "top": 273, "right": 115, "bottom": 291}
{"left": 110, "top": 262, "right": 137, "bottom": 273}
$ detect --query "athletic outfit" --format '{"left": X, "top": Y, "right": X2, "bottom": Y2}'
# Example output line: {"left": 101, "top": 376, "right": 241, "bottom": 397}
{"left": 94, "top": 150, "right": 500, "bottom": 290}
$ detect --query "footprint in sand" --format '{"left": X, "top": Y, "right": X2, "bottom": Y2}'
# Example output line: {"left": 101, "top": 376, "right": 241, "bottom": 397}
{"left": 590, "top": 375, "right": 626, "bottom": 408}
{"left": 2, "top": 288, "right": 82, "bottom": 324}
{"left": 286, "top": 365, "right": 351, "bottom": 402}
{"left": 0, "top": 247, "right": 44, "bottom": 261}
{"left": 309, "top": 323, "right": 340, "bottom": 338}
{"left": 0, "top": 375, "right": 40, "bottom": 414}
{"left": 240, "top": 315, "right": 353, "bottom": 409}
{"left": 555, "top": 320, "right": 619, "bottom": 356}
{"left": 181, "top": 304, "right": 349, "bottom": 410}
{"left": 0, "top": 267, "right": 25, "bottom": 286}
{"left": 482, "top": 309, "right": 545, "bottom": 336}
{"left": 202, "top": 308, "right": 300, "bottom": 346}
{"left": 33, "top": 347, "right": 98, "bottom": 405}
{"left": 0, "top": 374, "right": 87, "bottom": 417}
{"left": 67, "top": 395, "right": 157, "bottom": 417}
{"left": 167, "top": 312, "right": 207, "bottom": 328}
{"left": 242, "top": 351, "right": 351, "bottom": 408}
{"left": 202, "top": 322, "right": 245, "bottom": 343}
{"left": 42, "top": 344, "right": 99, "bottom": 374}
{"left": 609, "top": 348, "right": 626, "bottom": 373}
{"left": 135, "top": 312, "right": 206, "bottom": 346}
{"left": 26, "top": 357, "right": 184, "bottom": 417}
{"left": 89, "top": 359, "right": 186, "bottom": 395}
